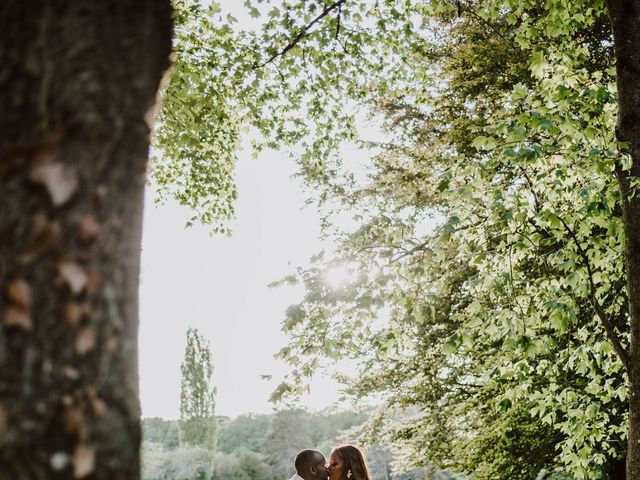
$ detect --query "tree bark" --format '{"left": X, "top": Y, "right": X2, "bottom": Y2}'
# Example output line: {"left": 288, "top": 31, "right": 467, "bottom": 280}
{"left": 605, "top": 456, "right": 627, "bottom": 480}
{"left": 606, "top": 0, "right": 640, "bottom": 478}
{"left": 0, "top": 1, "right": 171, "bottom": 479}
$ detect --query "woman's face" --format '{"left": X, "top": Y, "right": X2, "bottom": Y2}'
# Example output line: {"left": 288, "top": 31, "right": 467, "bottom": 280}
{"left": 328, "top": 450, "right": 346, "bottom": 480}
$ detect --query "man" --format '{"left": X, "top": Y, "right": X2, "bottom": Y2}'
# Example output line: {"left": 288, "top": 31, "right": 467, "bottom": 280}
{"left": 291, "top": 449, "right": 329, "bottom": 480}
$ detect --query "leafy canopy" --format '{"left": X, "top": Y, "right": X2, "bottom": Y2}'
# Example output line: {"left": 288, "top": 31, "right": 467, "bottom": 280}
{"left": 156, "top": 0, "right": 629, "bottom": 477}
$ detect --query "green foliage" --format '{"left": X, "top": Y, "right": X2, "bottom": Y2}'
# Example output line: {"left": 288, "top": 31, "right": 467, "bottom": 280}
{"left": 261, "top": 409, "right": 314, "bottom": 480}
{"left": 143, "top": 442, "right": 213, "bottom": 480}
{"left": 462, "top": 401, "right": 563, "bottom": 479}
{"left": 143, "top": 410, "right": 432, "bottom": 480}
{"left": 154, "top": 0, "right": 434, "bottom": 229}
{"left": 179, "top": 328, "right": 217, "bottom": 451}
{"left": 216, "top": 413, "right": 270, "bottom": 454}
{"left": 153, "top": 0, "right": 242, "bottom": 232}
{"left": 144, "top": 417, "right": 180, "bottom": 450}
{"left": 234, "top": 1, "right": 624, "bottom": 478}
{"left": 308, "top": 410, "right": 368, "bottom": 451}
{"left": 212, "top": 447, "right": 270, "bottom": 480}
{"left": 156, "top": 0, "right": 632, "bottom": 477}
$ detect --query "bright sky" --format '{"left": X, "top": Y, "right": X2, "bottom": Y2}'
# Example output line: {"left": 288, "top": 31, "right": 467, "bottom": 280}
{"left": 139, "top": 147, "right": 347, "bottom": 419}
{"left": 139, "top": 0, "right": 374, "bottom": 420}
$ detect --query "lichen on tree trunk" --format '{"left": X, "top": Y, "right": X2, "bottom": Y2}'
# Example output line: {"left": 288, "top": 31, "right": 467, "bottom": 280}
{"left": 0, "top": 1, "right": 172, "bottom": 479}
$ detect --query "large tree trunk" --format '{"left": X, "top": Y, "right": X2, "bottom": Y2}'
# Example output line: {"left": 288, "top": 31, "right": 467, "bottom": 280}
{"left": 608, "top": 457, "right": 627, "bottom": 480}
{"left": 0, "top": 2, "right": 171, "bottom": 479}
{"left": 606, "top": 0, "right": 640, "bottom": 478}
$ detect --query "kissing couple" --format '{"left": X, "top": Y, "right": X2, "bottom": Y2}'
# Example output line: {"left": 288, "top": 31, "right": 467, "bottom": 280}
{"left": 291, "top": 445, "right": 370, "bottom": 480}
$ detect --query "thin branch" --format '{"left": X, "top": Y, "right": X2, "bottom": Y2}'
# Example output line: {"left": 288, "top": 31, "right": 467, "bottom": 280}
{"left": 508, "top": 243, "right": 527, "bottom": 331}
{"left": 516, "top": 165, "right": 541, "bottom": 212}
{"left": 335, "top": 6, "right": 350, "bottom": 55}
{"left": 390, "top": 239, "right": 433, "bottom": 263}
{"left": 452, "top": 381, "right": 482, "bottom": 389}
{"left": 514, "top": 222, "right": 541, "bottom": 250}
{"left": 458, "top": 1, "right": 513, "bottom": 49}
{"left": 526, "top": 217, "right": 553, "bottom": 241}
{"left": 274, "top": 63, "right": 286, "bottom": 83}
{"left": 523, "top": 196, "right": 629, "bottom": 368}
{"left": 558, "top": 216, "right": 630, "bottom": 370}
{"left": 256, "top": 0, "right": 347, "bottom": 68}
{"left": 336, "top": 36, "right": 349, "bottom": 53}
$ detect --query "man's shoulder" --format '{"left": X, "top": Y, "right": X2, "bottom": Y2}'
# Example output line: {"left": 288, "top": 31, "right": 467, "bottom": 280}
{"left": 290, "top": 474, "right": 305, "bottom": 480}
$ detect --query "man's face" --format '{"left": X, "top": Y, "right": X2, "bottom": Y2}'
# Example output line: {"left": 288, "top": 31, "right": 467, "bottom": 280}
{"left": 312, "top": 454, "right": 329, "bottom": 480}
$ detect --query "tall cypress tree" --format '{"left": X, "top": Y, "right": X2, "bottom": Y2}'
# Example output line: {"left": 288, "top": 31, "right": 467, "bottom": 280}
{"left": 179, "top": 328, "right": 217, "bottom": 452}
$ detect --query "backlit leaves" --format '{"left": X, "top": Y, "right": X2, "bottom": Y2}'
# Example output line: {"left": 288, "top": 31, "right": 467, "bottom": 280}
{"left": 156, "top": 0, "right": 626, "bottom": 476}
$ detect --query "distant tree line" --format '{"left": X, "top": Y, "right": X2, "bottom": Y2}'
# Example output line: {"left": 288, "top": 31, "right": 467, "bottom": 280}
{"left": 141, "top": 409, "right": 452, "bottom": 480}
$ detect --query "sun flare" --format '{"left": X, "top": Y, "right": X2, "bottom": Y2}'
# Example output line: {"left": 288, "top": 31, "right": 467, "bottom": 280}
{"left": 323, "top": 264, "right": 357, "bottom": 288}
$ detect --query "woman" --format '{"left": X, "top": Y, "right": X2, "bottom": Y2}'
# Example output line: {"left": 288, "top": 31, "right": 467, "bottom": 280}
{"left": 327, "top": 445, "right": 372, "bottom": 480}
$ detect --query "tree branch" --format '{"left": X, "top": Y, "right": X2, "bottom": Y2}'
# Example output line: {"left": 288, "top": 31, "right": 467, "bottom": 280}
{"left": 516, "top": 165, "right": 541, "bottom": 212}
{"left": 558, "top": 215, "right": 630, "bottom": 370}
{"left": 458, "top": 1, "right": 513, "bottom": 49}
{"left": 256, "top": 0, "right": 347, "bottom": 68}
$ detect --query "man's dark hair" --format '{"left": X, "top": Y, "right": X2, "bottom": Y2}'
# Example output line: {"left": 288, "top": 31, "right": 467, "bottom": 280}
{"left": 295, "top": 449, "right": 322, "bottom": 473}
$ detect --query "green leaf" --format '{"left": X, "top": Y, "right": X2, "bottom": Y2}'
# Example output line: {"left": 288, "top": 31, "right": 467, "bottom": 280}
{"left": 529, "top": 50, "right": 549, "bottom": 78}
{"left": 471, "top": 135, "right": 498, "bottom": 151}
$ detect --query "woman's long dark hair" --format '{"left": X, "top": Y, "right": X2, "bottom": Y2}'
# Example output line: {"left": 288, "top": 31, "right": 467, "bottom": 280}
{"left": 332, "top": 445, "right": 372, "bottom": 480}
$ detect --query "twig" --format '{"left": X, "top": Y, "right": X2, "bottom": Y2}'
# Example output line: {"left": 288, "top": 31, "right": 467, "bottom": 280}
{"left": 256, "top": 0, "right": 347, "bottom": 68}
{"left": 516, "top": 165, "right": 541, "bottom": 212}
{"left": 458, "top": 0, "right": 513, "bottom": 48}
